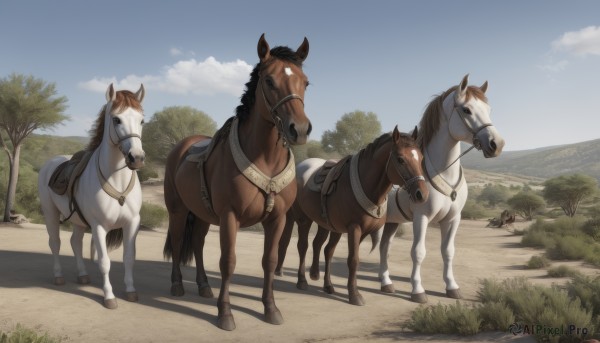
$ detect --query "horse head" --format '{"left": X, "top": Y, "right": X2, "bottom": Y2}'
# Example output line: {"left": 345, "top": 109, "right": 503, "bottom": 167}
{"left": 388, "top": 126, "right": 428, "bottom": 203}
{"left": 105, "top": 84, "right": 146, "bottom": 169}
{"left": 256, "top": 34, "right": 312, "bottom": 145}
{"left": 445, "top": 74, "right": 505, "bottom": 158}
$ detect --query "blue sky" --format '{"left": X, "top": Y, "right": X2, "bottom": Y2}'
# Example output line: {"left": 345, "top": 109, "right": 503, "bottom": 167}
{"left": 1, "top": 0, "right": 599, "bottom": 151}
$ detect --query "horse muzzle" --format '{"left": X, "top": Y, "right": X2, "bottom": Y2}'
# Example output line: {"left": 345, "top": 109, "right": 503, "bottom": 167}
{"left": 125, "top": 151, "right": 145, "bottom": 170}
{"left": 286, "top": 119, "right": 312, "bottom": 145}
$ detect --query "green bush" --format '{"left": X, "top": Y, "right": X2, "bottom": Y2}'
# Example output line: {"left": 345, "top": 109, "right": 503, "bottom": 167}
{"left": 461, "top": 199, "right": 488, "bottom": 219}
{"left": 527, "top": 255, "right": 550, "bottom": 269}
{"left": 547, "top": 265, "right": 583, "bottom": 278}
{"left": 140, "top": 202, "right": 167, "bottom": 229}
{"left": 137, "top": 165, "right": 159, "bottom": 182}
{"left": 521, "top": 230, "right": 555, "bottom": 249}
{"left": 478, "top": 301, "right": 514, "bottom": 331}
{"left": 404, "top": 301, "right": 481, "bottom": 335}
{"left": 0, "top": 323, "right": 63, "bottom": 343}
{"left": 547, "top": 236, "right": 592, "bottom": 260}
{"left": 582, "top": 218, "right": 600, "bottom": 242}
{"left": 568, "top": 275, "right": 600, "bottom": 318}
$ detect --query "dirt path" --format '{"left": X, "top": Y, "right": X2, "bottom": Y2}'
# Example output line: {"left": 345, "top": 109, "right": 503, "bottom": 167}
{"left": 6, "top": 215, "right": 592, "bottom": 342}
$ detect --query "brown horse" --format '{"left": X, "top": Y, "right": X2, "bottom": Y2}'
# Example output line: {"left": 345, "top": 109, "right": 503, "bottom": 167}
{"left": 163, "top": 34, "right": 311, "bottom": 331}
{"left": 277, "top": 127, "right": 428, "bottom": 305}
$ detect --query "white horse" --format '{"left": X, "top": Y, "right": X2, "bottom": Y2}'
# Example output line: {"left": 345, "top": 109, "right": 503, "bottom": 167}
{"left": 373, "top": 75, "right": 505, "bottom": 303}
{"left": 38, "top": 84, "right": 145, "bottom": 309}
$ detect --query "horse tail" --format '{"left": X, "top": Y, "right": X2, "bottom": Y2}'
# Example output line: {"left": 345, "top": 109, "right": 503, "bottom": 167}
{"left": 163, "top": 212, "right": 195, "bottom": 266}
{"left": 106, "top": 228, "right": 124, "bottom": 251}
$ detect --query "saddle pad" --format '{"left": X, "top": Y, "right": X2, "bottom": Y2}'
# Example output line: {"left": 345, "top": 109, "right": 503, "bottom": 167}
{"left": 186, "top": 139, "right": 212, "bottom": 163}
{"left": 48, "top": 150, "right": 90, "bottom": 195}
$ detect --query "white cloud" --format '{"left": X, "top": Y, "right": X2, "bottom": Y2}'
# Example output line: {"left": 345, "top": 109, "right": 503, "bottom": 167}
{"left": 79, "top": 57, "right": 253, "bottom": 96}
{"left": 537, "top": 60, "right": 569, "bottom": 72}
{"left": 170, "top": 47, "right": 183, "bottom": 56}
{"left": 552, "top": 26, "right": 600, "bottom": 57}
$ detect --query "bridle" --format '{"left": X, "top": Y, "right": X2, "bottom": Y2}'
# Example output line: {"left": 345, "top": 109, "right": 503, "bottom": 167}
{"left": 107, "top": 105, "right": 142, "bottom": 153}
{"left": 386, "top": 149, "right": 425, "bottom": 198}
{"left": 438, "top": 95, "right": 494, "bottom": 173}
{"left": 259, "top": 72, "right": 304, "bottom": 146}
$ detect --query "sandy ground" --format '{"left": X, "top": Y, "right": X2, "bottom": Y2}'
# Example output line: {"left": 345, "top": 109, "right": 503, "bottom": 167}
{"left": 1, "top": 185, "right": 597, "bottom": 342}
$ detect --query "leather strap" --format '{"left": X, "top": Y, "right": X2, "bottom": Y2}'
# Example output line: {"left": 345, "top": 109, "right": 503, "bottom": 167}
{"left": 96, "top": 153, "right": 137, "bottom": 206}
{"left": 350, "top": 153, "right": 387, "bottom": 218}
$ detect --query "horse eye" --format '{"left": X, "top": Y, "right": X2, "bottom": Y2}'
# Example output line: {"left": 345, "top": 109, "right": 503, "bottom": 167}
{"left": 305, "top": 81, "right": 310, "bottom": 88}
{"left": 462, "top": 107, "right": 472, "bottom": 115}
{"left": 397, "top": 157, "right": 405, "bottom": 165}
{"left": 141, "top": 119, "right": 145, "bottom": 125}
{"left": 112, "top": 117, "right": 121, "bottom": 125}
{"left": 266, "top": 78, "right": 275, "bottom": 89}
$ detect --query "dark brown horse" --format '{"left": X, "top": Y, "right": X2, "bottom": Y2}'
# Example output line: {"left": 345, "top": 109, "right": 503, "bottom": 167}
{"left": 277, "top": 127, "right": 428, "bottom": 305}
{"left": 163, "top": 34, "right": 311, "bottom": 331}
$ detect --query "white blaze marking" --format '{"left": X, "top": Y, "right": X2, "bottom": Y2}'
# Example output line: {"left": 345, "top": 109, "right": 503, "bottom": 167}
{"left": 411, "top": 149, "right": 419, "bottom": 162}
{"left": 284, "top": 67, "right": 293, "bottom": 76}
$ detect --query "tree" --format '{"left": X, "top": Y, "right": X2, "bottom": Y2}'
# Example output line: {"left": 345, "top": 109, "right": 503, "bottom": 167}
{"left": 542, "top": 174, "right": 598, "bottom": 217}
{"left": 507, "top": 191, "right": 546, "bottom": 220}
{"left": 290, "top": 140, "right": 338, "bottom": 163}
{"left": 141, "top": 106, "right": 217, "bottom": 163}
{"left": 321, "top": 110, "right": 382, "bottom": 156}
{"left": 477, "top": 184, "right": 511, "bottom": 207}
{"left": 0, "top": 74, "right": 68, "bottom": 222}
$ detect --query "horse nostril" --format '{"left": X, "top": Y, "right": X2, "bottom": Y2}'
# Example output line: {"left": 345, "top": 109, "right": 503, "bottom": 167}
{"left": 490, "top": 139, "right": 497, "bottom": 151}
{"left": 127, "top": 153, "right": 135, "bottom": 164}
{"left": 415, "top": 190, "right": 423, "bottom": 202}
{"left": 289, "top": 123, "right": 298, "bottom": 141}
{"left": 307, "top": 122, "right": 313, "bottom": 136}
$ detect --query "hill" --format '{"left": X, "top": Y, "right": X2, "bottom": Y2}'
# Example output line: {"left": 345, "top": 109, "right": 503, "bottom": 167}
{"left": 461, "top": 138, "right": 600, "bottom": 180}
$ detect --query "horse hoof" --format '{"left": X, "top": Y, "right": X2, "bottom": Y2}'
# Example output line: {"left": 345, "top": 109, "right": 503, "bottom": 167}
{"left": 323, "top": 285, "right": 335, "bottom": 295}
{"left": 265, "top": 309, "right": 284, "bottom": 325}
{"left": 171, "top": 283, "right": 184, "bottom": 297}
{"left": 126, "top": 292, "right": 138, "bottom": 302}
{"left": 54, "top": 277, "right": 65, "bottom": 286}
{"left": 198, "top": 286, "right": 214, "bottom": 298}
{"left": 381, "top": 284, "right": 395, "bottom": 293}
{"left": 446, "top": 288, "right": 462, "bottom": 299}
{"left": 104, "top": 298, "right": 118, "bottom": 309}
{"left": 309, "top": 271, "right": 320, "bottom": 281}
{"left": 217, "top": 315, "right": 236, "bottom": 331}
{"left": 349, "top": 293, "right": 365, "bottom": 306}
{"left": 296, "top": 280, "right": 308, "bottom": 290}
{"left": 274, "top": 269, "right": 283, "bottom": 277}
{"left": 411, "top": 292, "right": 428, "bottom": 303}
{"left": 77, "top": 275, "right": 90, "bottom": 284}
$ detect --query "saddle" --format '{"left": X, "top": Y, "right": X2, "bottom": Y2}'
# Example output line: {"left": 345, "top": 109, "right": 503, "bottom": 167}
{"left": 306, "top": 156, "right": 351, "bottom": 224}
{"left": 49, "top": 150, "right": 92, "bottom": 196}
{"left": 184, "top": 138, "right": 217, "bottom": 215}
{"left": 307, "top": 157, "right": 350, "bottom": 195}
{"left": 48, "top": 150, "right": 93, "bottom": 226}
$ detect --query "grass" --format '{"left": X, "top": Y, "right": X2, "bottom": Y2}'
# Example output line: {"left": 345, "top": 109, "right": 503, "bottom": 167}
{"left": 547, "top": 265, "right": 583, "bottom": 278}
{"left": 526, "top": 255, "right": 551, "bottom": 269}
{"left": 0, "top": 324, "right": 63, "bottom": 343}
{"left": 406, "top": 277, "right": 598, "bottom": 342}
{"left": 140, "top": 202, "right": 168, "bottom": 229}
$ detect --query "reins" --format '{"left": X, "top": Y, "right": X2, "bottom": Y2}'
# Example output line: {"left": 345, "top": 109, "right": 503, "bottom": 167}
{"left": 259, "top": 74, "right": 304, "bottom": 146}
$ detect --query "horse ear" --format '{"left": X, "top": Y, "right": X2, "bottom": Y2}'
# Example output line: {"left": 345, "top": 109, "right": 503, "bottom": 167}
{"left": 296, "top": 37, "right": 309, "bottom": 62}
{"left": 257, "top": 33, "right": 270, "bottom": 62}
{"left": 135, "top": 84, "right": 145, "bottom": 103}
{"left": 456, "top": 74, "right": 469, "bottom": 100}
{"left": 480, "top": 80, "right": 488, "bottom": 94}
{"left": 412, "top": 125, "right": 419, "bottom": 141}
{"left": 105, "top": 83, "right": 116, "bottom": 102}
{"left": 392, "top": 125, "right": 400, "bottom": 143}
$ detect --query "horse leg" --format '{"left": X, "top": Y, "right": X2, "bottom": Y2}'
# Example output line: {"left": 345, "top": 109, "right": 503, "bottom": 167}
{"left": 70, "top": 225, "right": 90, "bottom": 284}
{"left": 122, "top": 217, "right": 141, "bottom": 302}
{"left": 379, "top": 222, "right": 399, "bottom": 293}
{"left": 323, "top": 232, "right": 342, "bottom": 295}
{"left": 92, "top": 225, "right": 117, "bottom": 309}
{"left": 261, "top": 214, "right": 286, "bottom": 326}
{"left": 440, "top": 217, "right": 462, "bottom": 299}
{"left": 295, "top": 217, "right": 312, "bottom": 290}
{"left": 309, "top": 226, "right": 329, "bottom": 281}
{"left": 193, "top": 218, "right": 213, "bottom": 298}
{"left": 275, "top": 210, "right": 294, "bottom": 276}
{"left": 42, "top": 204, "right": 64, "bottom": 285}
{"left": 166, "top": 211, "right": 188, "bottom": 296}
{"left": 347, "top": 224, "right": 365, "bottom": 306}
{"left": 216, "top": 212, "right": 239, "bottom": 331}
{"left": 410, "top": 216, "right": 429, "bottom": 303}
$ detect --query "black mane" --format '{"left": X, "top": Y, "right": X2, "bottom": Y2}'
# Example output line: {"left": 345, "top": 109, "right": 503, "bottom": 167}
{"left": 213, "top": 46, "right": 304, "bottom": 144}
